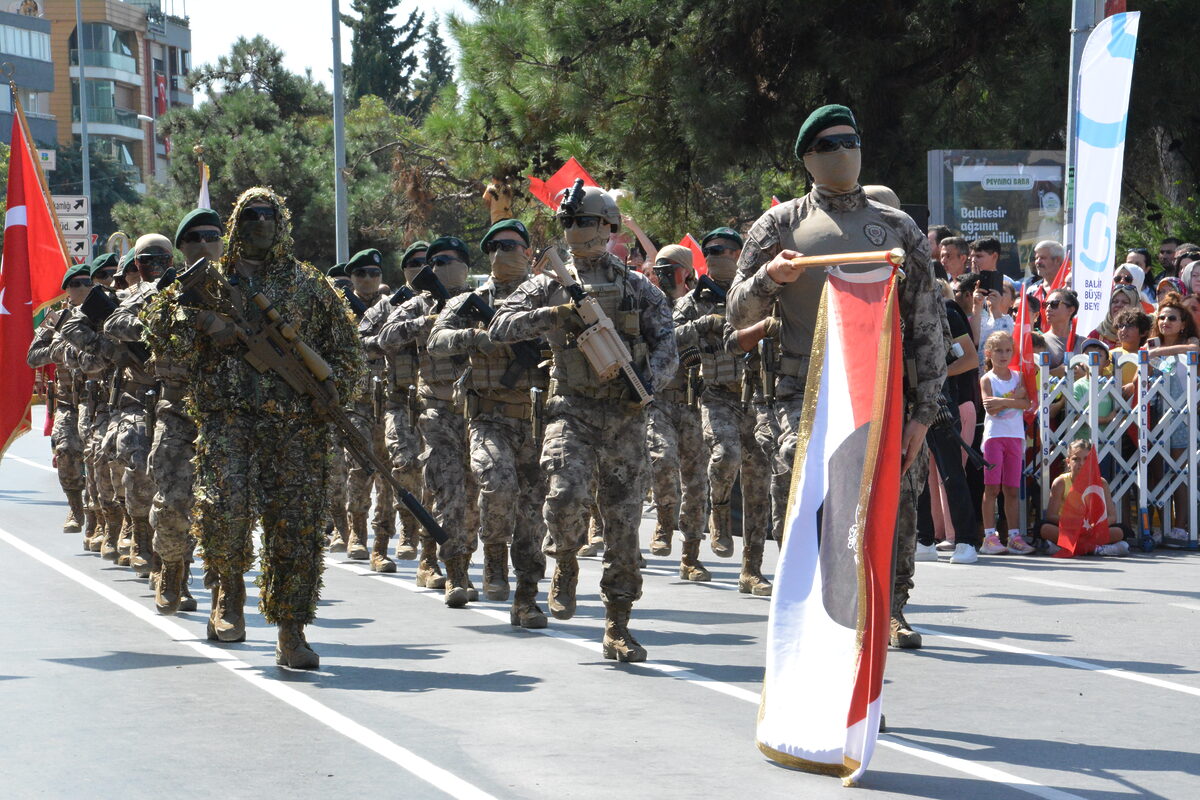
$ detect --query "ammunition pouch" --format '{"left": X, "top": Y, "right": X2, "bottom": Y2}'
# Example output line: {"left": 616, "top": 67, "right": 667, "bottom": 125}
{"left": 699, "top": 348, "right": 740, "bottom": 388}
{"left": 779, "top": 353, "right": 811, "bottom": 379}
{"left": 465, "top": 393, "right": 531, "bottom": 421}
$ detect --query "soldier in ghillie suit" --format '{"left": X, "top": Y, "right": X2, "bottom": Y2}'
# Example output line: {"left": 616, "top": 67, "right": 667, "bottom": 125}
{"left": 727, "top": 104, "right": 948, "bottom": 650}
{"left": 143, "top": 187, "right": 363, "bottom": 669}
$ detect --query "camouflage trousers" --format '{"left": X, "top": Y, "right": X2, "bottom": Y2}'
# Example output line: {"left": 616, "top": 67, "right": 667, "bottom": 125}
{"left": 383, "top": 401, "right": 425, "bottom": 544}
{"left": 112, "top": 394, "right": 153, "bottom": 520}
{"left": 346, "top": 402, "right": 395, "bottom": 533}
{"left": 646, "top": 398, "right": 707, "bottom": 540}
{"left": 80, "top": 404, "right": 120, "bottom": 513}
{"left": 192, "top": 410, "right": 329, "bottom": 625}
{"left": 99, "top": 407, "right": 125, "bottom": 510}
{"left": 148, "top": 399, "right": 196, "bottom": 562}
{"left": 50, "top": 402, "right": 85, "bottom": 494}
{"left": 540, "top": 396, "right": 646, "bottom": 605}
{"left": 418, "top": 401, "right": 479, "bottom": 561}
{"left": 469, "top": 410, "right": 546, "bottom": 580}
{"left": 327, "top": 442, "right": 348, "bottom": 530}
{"left": 701, "top": 389, "right": 773, "bottom": 549}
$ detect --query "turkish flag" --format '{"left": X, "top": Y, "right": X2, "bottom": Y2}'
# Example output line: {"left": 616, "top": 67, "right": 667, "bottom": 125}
{"left": 678, "top": 233, "right": 707, "bottom": 276}
{"left": 1012, "top": 292, "right": 1038, "bottom": 425}
{"left": 0, "top": 112, "right": 67, "bottom": 457}
{"left": 770, "top": 195, "right": 781, "bottom": 207}
{"left": 155, "top": 74, "right": 171, "bottom": 156}
{"left": 1040, "top": 256, "right": 1072, "bottom": 330}
{"left": 527, "top": 157, "right": 598, "bottom": 209}
{"left": 1055, "top": 446, "right": 1110, "bottom": 558}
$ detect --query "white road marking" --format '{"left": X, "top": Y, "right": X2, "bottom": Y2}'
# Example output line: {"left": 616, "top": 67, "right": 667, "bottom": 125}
{"left": 1169, "top": 602, "right": 1200, "bottom": 612}
{"left": 3, "top": 454, "right": 56, "bottom": 473}
{"left": 915, "top": 625, "right": 1200, "bottom": 698}
{"left": 0, "top": 526, "right": 498, "bottom": 800}
{"left": 1012, "top": 576, "right": 1103, "bottom": 592}
{"left": 327, "top": 559, "right": 1087, "bottom": 800}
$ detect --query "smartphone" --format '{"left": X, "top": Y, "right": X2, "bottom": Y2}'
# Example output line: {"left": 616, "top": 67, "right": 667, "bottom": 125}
{"left": 979, "top": 270, "right": 1003, "bottom": 295}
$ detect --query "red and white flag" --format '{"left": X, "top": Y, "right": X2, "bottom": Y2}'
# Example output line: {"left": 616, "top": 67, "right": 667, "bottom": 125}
{"left": 1012, "top": 292, "right": 1039, "bottom": 425}
{"left": 526, "top": 157, "right": 598, "bottom": 209}
{"left": 0, "top": 105, "right": 68, "bottom": 457}
{"left": 757, "top": 261, "right": 904, "bottom": 784}
{"left": 678, "top": 233, "right": 707, "bottom": 276}
{"left": 1055, "top": 446, "right": 1109, "bottom": 558}
{"left": 198, "top": 160, "right": 211, "bottom": 210}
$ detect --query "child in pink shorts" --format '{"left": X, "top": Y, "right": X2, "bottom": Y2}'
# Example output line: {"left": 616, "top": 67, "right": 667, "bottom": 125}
{"left": 980, "top": 332, "right": 1033, "bottom": 554}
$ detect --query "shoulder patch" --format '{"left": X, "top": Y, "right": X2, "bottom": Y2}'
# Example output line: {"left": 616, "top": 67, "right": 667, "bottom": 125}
{"left": 864, "top": 223, "right": 887, "bottom": 247}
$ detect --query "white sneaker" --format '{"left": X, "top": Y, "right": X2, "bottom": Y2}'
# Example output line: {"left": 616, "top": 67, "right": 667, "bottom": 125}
{"left": 915, "top": 542, "right": 939, "bottom": 562}
{"left": 935, "top": 539, "right": 956, "bottom": 552}
{"left": 950, "top": 543, "right": 979, "bottom": 564}
{"left": 1093, "top": 541, "right": 1130, "bottom": 557}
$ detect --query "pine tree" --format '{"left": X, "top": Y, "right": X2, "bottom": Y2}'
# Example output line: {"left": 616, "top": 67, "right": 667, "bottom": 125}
{"left": 342, "top": 0, "right": 424, "bottom": 110}
{"left": 404, "top": 20, "right": 456, "bottom": 122}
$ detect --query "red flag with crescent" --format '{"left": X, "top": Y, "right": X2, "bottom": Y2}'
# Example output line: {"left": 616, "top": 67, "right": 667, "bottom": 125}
{"left": 1055, "top": 446, "right": 1109, "bottom": 558}
{"left": 527, "top": 157, "right": 598, "bottom": 209}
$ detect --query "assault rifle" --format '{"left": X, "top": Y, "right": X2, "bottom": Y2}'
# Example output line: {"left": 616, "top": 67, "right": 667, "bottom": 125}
{"left": 410, "top": 265, "right": 451, "bottom": 312}
{"left": 693, "top": 273, "right": 726, "bottom": 303}
{"left": 457, "top": 292, "right": 544, "bottom": 389}
{"left": 390, "top": 285, "right": 415, "bottom": 305}
{"left": 169, "top": 258, "right": 447, "bottom": 544}
{"left": 80, "top": 285, "right": 150, "bottom": 364}
{"left": 339, "top": 284, "right": 369, "bottom": 320}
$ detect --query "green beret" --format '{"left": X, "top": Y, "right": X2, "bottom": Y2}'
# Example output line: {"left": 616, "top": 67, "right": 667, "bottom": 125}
{"left": 326, "top": 262, "right": 347, "bottom": 278}
{"left": 401, "top": 241, "right": 430, "bottom": 268}
{"left": 115, "top": 249, "right": 136, "bottom": 277}
{"left": 427, "top": 236, "right": 469, "bottom": 262}
{"left": 794, "top": 104, "right": 858, "bottom": 159}
{"left": 61, "top": 262, "right": 91, "bottom": 290}
{"left": 480, "top": 218, "right": 530, "bottom": 250}
{"left": 174, "top": 208, "right": 222, "bottom": 247}
{"left": 89, "top": 252, "right": 118, "bottom": 276}
{"left": 347, "top": 248, "right": 384, "bottom": 273}
{"left": 701, "top": 227, "right": 744, "bottom": 248}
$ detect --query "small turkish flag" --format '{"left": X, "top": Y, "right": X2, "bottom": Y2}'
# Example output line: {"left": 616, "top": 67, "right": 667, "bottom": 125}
{"left": 1055, "top": 446, "right": 1109, "bottom": 558}
{"left": 678, "top": 233, "right": 707, "bottom": 276}
{"left": 527, "top": 157, "right": 598, "bottom": 209}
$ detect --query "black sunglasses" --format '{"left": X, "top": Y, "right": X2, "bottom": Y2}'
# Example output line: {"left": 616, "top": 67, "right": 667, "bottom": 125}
{"left": 485, "top": 239, "right": 525, "bottom": 253}
{"left": 559, "top": 215, "right": 602, "bottom": 229}
{"left": 239, "top": 207, "right": 278, "bottom": 223}
{"left": 1159, "top": 314, "right": 1182, "bottom": 323}
{"left": 66, "top": 278, "right": 92, "bottom": 288}
{"left": 352, "top": 267, "right": 383, "bottom": 277}
{"left": 94, "top": 269, "right": 115, "bottom": 280}
{"left": 807, "top": 133, "right": 861, "bottom": 154}
{"left": 405, "top": 257, "right": 427, "bottom": 269}
{"left": 181, "top": 230, "right": 222, "bottom": 244}
{"left": 703, "top": 244, "right": 737, "bottom": 257}
{"left": 135, "top": 253, "right": 172, "bottom": 266}
{"left": 430, "top": 255, "right": 462, "bottom": 267}
{"left": 1114, "top": 275, "right": 1134, "bottom": 284}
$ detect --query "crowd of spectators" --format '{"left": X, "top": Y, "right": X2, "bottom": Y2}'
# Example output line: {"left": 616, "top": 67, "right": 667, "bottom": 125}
{"left": 915, "top": 232, "right": 1200, "bottom": 562}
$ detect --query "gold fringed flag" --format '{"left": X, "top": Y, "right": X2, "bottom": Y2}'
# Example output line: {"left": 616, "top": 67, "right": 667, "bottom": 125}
{"left": 757, "top": 260, "right": 904, "bottom": 785}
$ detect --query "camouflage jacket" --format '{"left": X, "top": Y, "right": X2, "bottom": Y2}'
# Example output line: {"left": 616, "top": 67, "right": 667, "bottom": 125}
{"left": 107, "top": 281, "right": 184, "bottom": 385}
{"left": 376, "top": 290, "right": 470, "bottom": 403}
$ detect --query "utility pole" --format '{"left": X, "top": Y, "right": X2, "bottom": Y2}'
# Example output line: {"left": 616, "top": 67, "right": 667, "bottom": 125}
{"left": 74, "top": 0, "right": 91, "bottom": 208}
{"left": 331, "top": 0, "right": 349, "bottom": 263}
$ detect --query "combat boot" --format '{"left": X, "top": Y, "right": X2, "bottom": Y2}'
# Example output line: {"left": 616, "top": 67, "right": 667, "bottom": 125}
{"left": 370, "top": 532, "right": 396, "bottom": 573}
{"left": 394, "top": 518, "right": 417, "bottom": 560}
{"left": 129, "top": 517, "right": 154, "bottom": 578}
{"left": 116, "top": 511, "right": 133, "bottom": 566}
{"left": 326, "top": 515, "right": 348, "bottom": 553}
{"left": 679, "top": 538, "right": 711, "bottom": 582}
{"left": 100, "top": 508, "right": 123, "bottom": 561}
{"left": 415, "top": 537, "right": 446, "bottom": 589}
{"left": 443, "top": 555, "right": 471, "bottom": 608}
{"left": 178, "top": 559, "right": 197, "bottom": 612}
{"left": 738, "top": 542, "right": 773, "bottom": 596}
{"left": 155, "top": 559, "right": 185, "bottom": 615}
{"left": 708, "top": 502, "right": 734, "bottom": 558}
{"left": 650, "top": 523, "right": 672, "bottom": 557}
{"left": 276, "top": 621, "right": 320, "bottom": 670}
{"left": 602, "top": 601, "right": 647, "bottom": 662}
{"left": 548, "top": 552, "right": 579, "bottom": 620}
{"left": 346, "top": 512, "right": 369, "bottom": 560}
{"left": 86, "top": 509, "right": 106, "bottom": 552}
{"left": 81, "top": 509, "right": 98, "bottom": 551}
{"left": 63, "top": 490, "right": 85, "bottom": 533}
{"left": 578, "top": 516, "right": 603, "bottom": 557}
{"left": 890, "top": 610, "right": 922, "bottom": 650}
{"left": 207, "top": 573, "right": 247, "bottom": 643}
{"left": 482, "top": 542, "right": 510, "bottom": 601}
{"left": 510, "top": 574, "right": 547, "bottom": 629}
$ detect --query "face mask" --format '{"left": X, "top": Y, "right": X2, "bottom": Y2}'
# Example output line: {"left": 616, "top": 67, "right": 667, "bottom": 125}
{"left": 180, "top": 240, "right": 224, "bottom": 265}
{"left": 564, "top": 226, "right": 608, "bottom": 259}
{"left": 433, "top": 258, "right": 469, "bottom": 290}
{"left": 803, "top": 148, "right": 861, "bottom": 193}
{"left": 706, "top": 255, "right": 737, "bottom": 282}
{"left": 403, "top": 265, "right": 423, "bottom": 286}
{"left": 490, "top": 249, "right": 528, "bottom": 283}
{"left": 239, "top": 220, "right": 277, "bottom": 259}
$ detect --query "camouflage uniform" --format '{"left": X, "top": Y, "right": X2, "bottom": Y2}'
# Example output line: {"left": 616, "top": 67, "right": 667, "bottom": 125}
{"left": 727, "top": 187, "right": 946, "bottom": 631}
{"left": 427, "top": 277, "right": 549, "bottom": 618}
{"left": 143, "top": 188, "right": 362, "bottom": 658}
{"left": 27, "top": 304, "right": 86, "bottom": 530}
{"left": 489, "top": 251, "right": 677, "bottom": 657}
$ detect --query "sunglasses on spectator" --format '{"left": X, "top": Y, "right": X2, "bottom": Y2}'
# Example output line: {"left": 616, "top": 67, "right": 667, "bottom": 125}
{"left": 1046, "top": 299, "right": 1069, "bottom": 309}
{"left": 430, "top": 255, "right": 462, "bottom": 267}
{"left": 352, "top": 268, "right": 382, "bottom": 277}
{"left": 94, "top": 269, "right": 115, "bottom": 280}
{"left": 1158, "top": 314, "right": 1182, "bottom": 323}
{"left": 1114, "top": 275, "right": 1134, "bottom": 284}
{"left": 702, "top": 244, "right": 737, "bottom": 257}
{"left": 66, "top": 278, "right": 92, "bottom": 289}
{"left": 180, "top": 230, "right": 222, "bottom": 244}
{"left": 239, "top": 207, "right": 278, "bottom": 223}
{"left": 806, "top": 133, "right": 861, "bottom": 154}
{"left": 405, "top": 257, "right": 427, "bottom": 269}
{"left": 484, "top": 239, "right": 525, "bottom": 253}
{"left": 559, "top": 215, "right": 602, "bottom": 229}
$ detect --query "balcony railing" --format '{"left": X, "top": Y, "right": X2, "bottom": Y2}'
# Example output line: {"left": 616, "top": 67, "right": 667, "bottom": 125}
{"left": 71, "top": 105, "right": 141, "bottom": 129}
{"left": 70, "top": 49, "right": 138, "bottom": 75}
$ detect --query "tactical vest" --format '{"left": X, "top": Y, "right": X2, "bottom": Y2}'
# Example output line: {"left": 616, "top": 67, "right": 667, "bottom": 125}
{"left": 550, "top": 269, "right": 649, "bottom": 401}
{"left": 388, "top": 344, "right": 419, "bottom": 398}
{"left": 695, "top": 299, "right": 741, "bottom": 390}
{"left": 419, "top": 347, "right": 463, "bottom": 387}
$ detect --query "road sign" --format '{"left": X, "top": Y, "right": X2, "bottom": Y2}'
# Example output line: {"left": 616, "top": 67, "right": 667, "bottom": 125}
{"left": 57, "top": 217, "right": 90, "bottom": 237}
{"left": 64, "top": 236, "right": 91, "bottom": 258}
{"left": 38, "top": 149, "right": 55, "bottom": 172}
{"left": 52, "top": 196, "right": 89, "bottom": 217}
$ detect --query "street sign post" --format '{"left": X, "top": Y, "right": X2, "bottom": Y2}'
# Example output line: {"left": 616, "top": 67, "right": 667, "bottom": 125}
{"left": 51, "top": 196, "right": 90, "bottom": 217}
{"left": 64, "top": 236, "right": 91, "bottom": 258}
{"left": 57, "top": 217, "right": 90, "bottom": 237}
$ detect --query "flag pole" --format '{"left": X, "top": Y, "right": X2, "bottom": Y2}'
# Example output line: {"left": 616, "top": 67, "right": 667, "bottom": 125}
{"left": 331, "top": 0, "right": 349, "bottom": 263}
{"left": 1063, "top": 0, "right": 1098, "bottom": 262}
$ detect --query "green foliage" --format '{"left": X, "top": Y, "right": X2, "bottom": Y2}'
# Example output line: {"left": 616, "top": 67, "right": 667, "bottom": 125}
{"left": 403, "top": 20, "right": 456, "bottom": 123}
{"left": 1119, "top": 194, "right": 1200, "bottom": 254}
{"left": 342, "top": 0, "right": 424, "bottom": 111}
{"left": 49, "top": 142, "right": 140, "bottom": 240}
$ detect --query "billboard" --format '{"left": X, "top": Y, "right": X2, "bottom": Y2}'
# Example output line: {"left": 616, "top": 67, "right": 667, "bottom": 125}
{"left": 927, "top": 149, "right": 1065, "bottom": 279}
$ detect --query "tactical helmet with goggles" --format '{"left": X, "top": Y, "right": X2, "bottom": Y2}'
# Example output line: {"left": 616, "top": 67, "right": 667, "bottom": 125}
{"left": 556, "top": 184, "right": 621, "bottom": 232}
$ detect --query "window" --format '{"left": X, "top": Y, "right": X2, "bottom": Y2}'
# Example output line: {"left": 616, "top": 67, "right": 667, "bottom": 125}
{"left": 0, "top": 24, "right": 51, "bottom": 61}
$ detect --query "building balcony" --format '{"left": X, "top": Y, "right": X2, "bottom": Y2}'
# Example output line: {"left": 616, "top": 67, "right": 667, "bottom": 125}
{"left": 69, "top": 50, "right": 141, "bottom": 87}
{"left": 71, "top": 106, "right": 145, "bottom": 141}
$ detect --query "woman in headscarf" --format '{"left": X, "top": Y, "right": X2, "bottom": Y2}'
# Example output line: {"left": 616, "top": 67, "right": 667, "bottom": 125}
{"left": 1114, "top": 262, "right": 1155, "bottom": 310}
{"left": 1088, "top": 284, "right": 1141, "bottom": 348}
{"left": 1156, "top": 276, "right": 1187, "bottom": 305}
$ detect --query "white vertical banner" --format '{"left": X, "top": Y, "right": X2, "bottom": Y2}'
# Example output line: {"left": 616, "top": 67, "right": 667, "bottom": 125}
{"left": 1072, "top": 11, "right": 1140, "bottom": 336}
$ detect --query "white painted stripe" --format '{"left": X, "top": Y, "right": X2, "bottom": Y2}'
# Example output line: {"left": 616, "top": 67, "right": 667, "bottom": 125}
{"left": 4, "top": 454, "right": 56, "bottom": 473}
{"left": 326, "top": 559, "right": 1086, "bottom": 800}
{"left": 0, "top": 526, "right": 498, "bottom": 800}
{"left": 1169, "top": 602, "right": 1200, "bottom": 612}
{"left": 1013, "top": 576, "right": 1103, "bottom": 592}
{"left": 916, "top": 625, "right": 1200, "bottom": 698}
{"left": 5, "top": 204, "right": 26, "bottom": 228}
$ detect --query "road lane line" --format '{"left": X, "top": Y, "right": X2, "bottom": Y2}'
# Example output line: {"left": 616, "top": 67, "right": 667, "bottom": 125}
{"left": 915, "top": 625, "right": 1200, "bottom": 698}
{"left": 327, "top": 559, "right": 1087, "bottom": 799}
{"left": 0, "top": 526, "right": 498, "bottom": 800}
{"left": 1170, "top": 602, "right": 1200, "bottom": 612}
{"left": 1012, "top": 576, "right": 1103, "bottom": 592}
{"left": 3, "top": 454, "right": 57, "bottom": 473}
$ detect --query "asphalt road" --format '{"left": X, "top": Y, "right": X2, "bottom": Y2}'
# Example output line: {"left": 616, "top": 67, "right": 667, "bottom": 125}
{"left": 1, "top": 406, "right": 1197, "bottom": 799}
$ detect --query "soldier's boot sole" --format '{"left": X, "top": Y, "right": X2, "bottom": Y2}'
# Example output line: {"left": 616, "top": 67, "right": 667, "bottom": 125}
{"left": 276, "top": 623, "right": 320, "bottom": 670}
{"left": 889, "top": 615, "right": 922, "bottom": 649}
{"left": 370, "top": 554, "right": 397, "bottom": 573}
{"left": 415, "top": 564, "right": 447, "bottom": 589}
{"left": 548, "top": 555, "right": 579, "bottom": 620}
{"left": 738, "top": 575, "right": 773, "bottom": 596}
{"left": 602, "top": 605, "right": 646, "bottom": 662}
{"left": 510, "top": 602, "right": 548, "bottom": 629}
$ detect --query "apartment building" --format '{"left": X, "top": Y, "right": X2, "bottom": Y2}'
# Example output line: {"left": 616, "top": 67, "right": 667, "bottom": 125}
{"left": 0, "top": 4, "right": 57, "bottom": 148}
